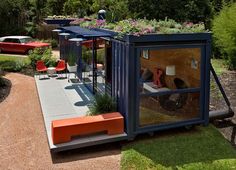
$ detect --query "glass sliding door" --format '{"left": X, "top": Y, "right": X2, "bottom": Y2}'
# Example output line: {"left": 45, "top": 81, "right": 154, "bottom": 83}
{"left": 95, "top": 40, "right": 112, "bottom": 95}
{"left": 81, "top": 39, "right": 112, "bottom": 95}
{"left": 82, "top": 45, "right": 93, "bottom": 92}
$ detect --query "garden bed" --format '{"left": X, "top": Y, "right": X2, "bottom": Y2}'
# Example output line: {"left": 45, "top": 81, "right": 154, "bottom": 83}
{"left": 19, "top": 66, "right": 35, "bottom": 77}
{"left": 0, "top": 77, "right": 11, "bottom": 103}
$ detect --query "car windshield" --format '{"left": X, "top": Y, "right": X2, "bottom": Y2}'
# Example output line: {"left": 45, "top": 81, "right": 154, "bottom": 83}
{"left": 20, "top": 38, "right": 34, "bottom": 43}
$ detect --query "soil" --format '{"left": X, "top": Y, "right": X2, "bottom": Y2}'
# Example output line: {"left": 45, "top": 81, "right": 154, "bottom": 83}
{"left": 20, "top": 66, "right": 35, "bottom": 77}
{"left": 0, "top": 77, "right": 11, "bottom": 103}
{"left": 210, "top": 71, "right": 236, "bottom": 148}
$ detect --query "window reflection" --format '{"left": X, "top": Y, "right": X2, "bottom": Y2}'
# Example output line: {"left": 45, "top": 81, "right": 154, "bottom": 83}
{"left": 139, "top": 92, "right": 200, "bottom": 126}
{"left": 139, "top": 48, "right": 202, "bottom": 127}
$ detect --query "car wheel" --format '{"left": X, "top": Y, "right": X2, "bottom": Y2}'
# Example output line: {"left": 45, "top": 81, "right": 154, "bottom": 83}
{"left": 27, "top": 49, "right": 33, "bottom": 55}
{"left": 0, "top": 48, "right": 2, "bottom": 53}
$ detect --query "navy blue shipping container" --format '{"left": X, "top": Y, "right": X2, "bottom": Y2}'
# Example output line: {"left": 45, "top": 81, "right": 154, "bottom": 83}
{"left": 59, "top": 26, "right": 211, "bottom": 141}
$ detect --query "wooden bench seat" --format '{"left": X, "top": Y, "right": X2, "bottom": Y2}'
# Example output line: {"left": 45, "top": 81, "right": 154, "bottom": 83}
{"left": 52, "top": 112, "right": 124, "bottom": 144}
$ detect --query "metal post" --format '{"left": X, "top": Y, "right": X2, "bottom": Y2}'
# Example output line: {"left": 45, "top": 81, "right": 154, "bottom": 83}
{"left": 92, "top": 37, "right": 97, "bottom": 94}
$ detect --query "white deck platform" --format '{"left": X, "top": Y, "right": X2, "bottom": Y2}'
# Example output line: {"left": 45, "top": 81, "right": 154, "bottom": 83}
{"left": 35, "top": 74, "right": 127, "bottom": 152}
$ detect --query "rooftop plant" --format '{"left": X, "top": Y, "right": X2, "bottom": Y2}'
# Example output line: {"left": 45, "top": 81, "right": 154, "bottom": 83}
{"left": 67, "top": 52, "right": 77, "bottom": 66}
{"left": 71, "top": 18, "right": 207, "bottom": 37}
{"left": 88, "top": 93, "right": 116, "bottom": 116}
{"left": 47, "top": 15, "right": 77, "bottom": 19}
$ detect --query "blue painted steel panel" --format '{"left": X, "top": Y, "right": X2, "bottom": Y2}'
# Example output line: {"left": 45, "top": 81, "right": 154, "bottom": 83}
{"left": 61, "top": 26, "right": 111, "bottom": 37}
{"left": 204, "top": 40, "right": 212, "bottom": 125}
{"left": 44, "top": 19, "right": 75, "bottom": 25}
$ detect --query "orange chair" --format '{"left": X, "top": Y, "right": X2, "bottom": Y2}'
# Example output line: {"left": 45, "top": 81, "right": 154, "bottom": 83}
{"left": 36, "top": 60, "right": 48, "bottom": 79}
{"left": 55, "top": 60, "right": 66, "bottom": 78}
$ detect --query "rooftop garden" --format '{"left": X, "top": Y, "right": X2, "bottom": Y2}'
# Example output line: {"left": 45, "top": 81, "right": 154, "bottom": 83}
{"left": 70, "top": 18, "right": 207, "bottom": 36}
{"left": 46, "top": 15, "right": 77, "bottom": 19}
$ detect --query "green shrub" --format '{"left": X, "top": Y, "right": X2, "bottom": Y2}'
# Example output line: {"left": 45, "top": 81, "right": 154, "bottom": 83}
{"left": 28, "top": 48, "right": 44, "bottom": 68}
{"left": 42, "top": 39, "right": 58, "bottom": 48}
{"left": 41, "top": 48, "right": 57, "bottom": 67}
{"left": 67, "top": 52, "right": 77, "bottom": 66}
{"left": 82, "top": 46, "right": 92, "bottom": 64}
{"left": 88, "top": 93, "right": 116, "bottom": 115}
{"left": 29, "top": 48, "right": 56, "bottom": 68}
{"left": 0, "top": 61, "right": 17, "bottom": 71}
{"left": 15, "top": 59, "right": 28, "bottom": 71}
{"left": 0, "top": 59, "right": 28, "bottom": 72}
{"left": 50, "top": 39, "right": 58, "bottom": 48}
{"left": 212, "top": 3, "right": 236, "bottom": 70}
{"left": 97, "top": 48, "right": 105, "bottom": 64}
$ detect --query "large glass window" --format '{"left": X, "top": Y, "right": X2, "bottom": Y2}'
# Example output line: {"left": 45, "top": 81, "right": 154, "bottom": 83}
{"left": 139, "top": 47, "right": 202, "bottom": 127}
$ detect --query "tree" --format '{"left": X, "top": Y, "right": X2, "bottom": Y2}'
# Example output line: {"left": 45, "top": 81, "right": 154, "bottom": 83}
{"left": 127, "top": 0, "right": 213, "bottom": 27}
{"left": 91, "top": 0, "right": 129, "bottom": 21}
{"left": 46, "top": 0, "right": 66, "bottom": 15}
{"left": 213, "top": 3, "right": 236, "bottom": 69}
{"left": 63, "top": 0, "right": 93, "bottom": 17}
{"left": 0, "top": 0, "right": 31, "bottom": 36}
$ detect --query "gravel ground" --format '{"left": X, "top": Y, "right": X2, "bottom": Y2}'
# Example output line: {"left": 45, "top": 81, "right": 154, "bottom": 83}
{"left": 0, "top": 73, "right": 121, "bottom": 170}
{"left": 210, "top": 71, "right": 236, "bottom": 148}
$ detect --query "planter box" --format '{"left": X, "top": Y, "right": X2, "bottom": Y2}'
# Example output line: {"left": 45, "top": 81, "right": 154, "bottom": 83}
{"left": 67, "top": 63, "right": 77, "bottom": 72}
{"left": 51, "top": 112, "right": 124, "bottom": 144}
{"left": 44, "top": 18, "right": 75, "bottom": 25}
{"left": 93, "top": 28, "right": 211, "bottom": 43}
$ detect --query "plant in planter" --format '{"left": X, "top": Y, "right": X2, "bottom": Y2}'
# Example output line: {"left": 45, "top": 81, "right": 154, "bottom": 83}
{"left": 75, "top": 18, "right": 207, "bottom": 37}
{"left": 67, "top": 52, "right": 77, "bottom": 72}
{"left": 88, "top": 93, "right": 116, "bottom": 116}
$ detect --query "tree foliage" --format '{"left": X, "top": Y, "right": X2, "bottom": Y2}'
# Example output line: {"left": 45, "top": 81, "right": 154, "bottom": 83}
{"left": 127, "top": 0, "right": 213, "bottom": 26}
{"left": 0, "top": 0, "right": 31, "bottom": 36}
{"left": 212, "top": 3, "right": 236, "bottom": 69}
{"left": 47, "top": 0, "right": 66, "bottom": 15}
{"left": 91, "top": 0, "right": 128, "bottom": 21}
{"left": 63, "top": 0, "right": 93, "bottom": 17}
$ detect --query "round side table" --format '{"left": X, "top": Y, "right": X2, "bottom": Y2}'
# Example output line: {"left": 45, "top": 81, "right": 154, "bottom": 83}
{"left": 47, "top": 67, "right": 56, "bottom": 77}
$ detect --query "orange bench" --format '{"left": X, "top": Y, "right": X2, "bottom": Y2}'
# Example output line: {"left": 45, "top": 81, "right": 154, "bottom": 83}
{"left": 51, "top": 112, "right": 124, "bottom": 144}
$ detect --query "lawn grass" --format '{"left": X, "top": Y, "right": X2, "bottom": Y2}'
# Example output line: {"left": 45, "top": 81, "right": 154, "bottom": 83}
{"left": 211, "top": 59, "right": 227, "bottom": 76}
{"left": 0, "top": 54, "right": 30, "bottom": 64}
{"left": 121, "top": 125, "right": 236, "bottom": 170}
{"left": 0, "top": 54, "right": 31, "bottom": 72}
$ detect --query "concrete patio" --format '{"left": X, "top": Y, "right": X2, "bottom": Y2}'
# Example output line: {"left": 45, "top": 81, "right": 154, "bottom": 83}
{"left": 0, "top": 73, "right": 121, "bottom": 169}
{"left": 35, "top": 73, "right": 127, "bottom": 152}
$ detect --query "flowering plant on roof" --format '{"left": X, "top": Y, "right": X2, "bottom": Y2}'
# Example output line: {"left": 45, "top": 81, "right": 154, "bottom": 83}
{"left": 70, "top": 18, "right": 207, "bottom": 37}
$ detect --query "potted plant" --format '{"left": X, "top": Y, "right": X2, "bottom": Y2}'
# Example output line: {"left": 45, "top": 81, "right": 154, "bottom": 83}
{"left": 67, "top": 52, "right": 77, "bottom": 72}
{"left": 88, "top": 93, "right": 117, "bottom": 116}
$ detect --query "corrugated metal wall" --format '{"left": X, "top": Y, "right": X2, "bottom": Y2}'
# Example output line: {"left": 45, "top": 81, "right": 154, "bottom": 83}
{"left": 111, "top": 39, "right": 136, "bottom": 137}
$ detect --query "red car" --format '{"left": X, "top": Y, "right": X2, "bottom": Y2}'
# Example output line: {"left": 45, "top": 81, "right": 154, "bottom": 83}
{"left": 0, "top": 36, "right": 50, "bottom": 54}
